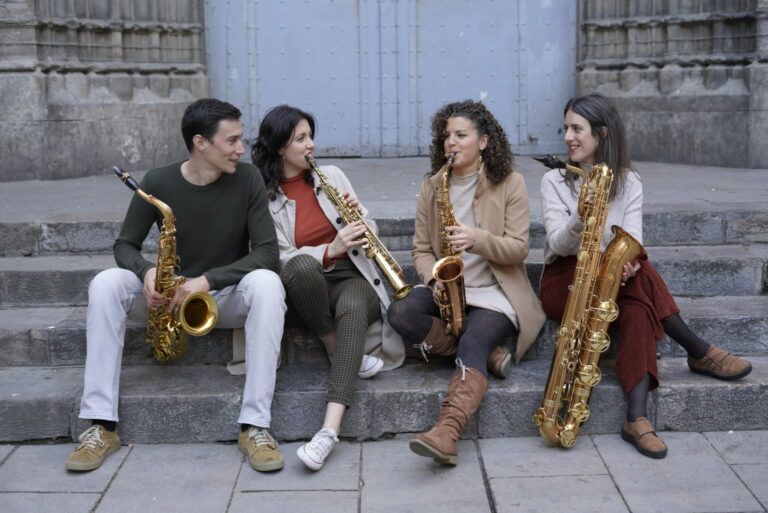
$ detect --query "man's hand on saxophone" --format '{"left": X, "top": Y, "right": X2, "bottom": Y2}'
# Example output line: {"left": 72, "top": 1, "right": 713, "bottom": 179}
{"left": 169, "top": 275, "right": 211, "bottom": 313}
{"left": 142, "top": 267, "right": 167, "bottom": 309}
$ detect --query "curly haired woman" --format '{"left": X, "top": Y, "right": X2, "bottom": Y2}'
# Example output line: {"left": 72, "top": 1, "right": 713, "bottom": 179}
{"left": 387, "top": 100, "right": 545, "bottom": 465}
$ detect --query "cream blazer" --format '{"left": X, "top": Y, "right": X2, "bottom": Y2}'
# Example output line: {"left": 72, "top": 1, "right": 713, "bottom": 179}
{"left": 268, "top": 165, "right": 405, "bottom": 371}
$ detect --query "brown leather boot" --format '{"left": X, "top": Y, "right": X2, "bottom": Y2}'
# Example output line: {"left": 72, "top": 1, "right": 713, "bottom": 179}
{"left": 413, "top": 317, "right": 457, "bottom": 361}
{"left": 486, "top": 345, "right": 512, "bottom": 379}
{"left": 621, "top": 417, "right": 667, "bottom": 459}
{"left": 687, "top": 345, "right": 752, "bottom": 381}
{"left": 409, "top": 366, "right": 488, "bottom": 465}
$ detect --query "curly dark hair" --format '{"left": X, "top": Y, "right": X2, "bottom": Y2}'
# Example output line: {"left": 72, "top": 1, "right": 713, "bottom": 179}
{"left": 251, "top": 105, "right": 316, "bottom": 200}
{"left": 428, "top": 100, "right": 514, "bottom": 186}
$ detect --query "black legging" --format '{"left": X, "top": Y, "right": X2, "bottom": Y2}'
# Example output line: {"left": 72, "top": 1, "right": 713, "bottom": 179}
{"left": 387, "top": 286, "right": 515, "bottom": 377}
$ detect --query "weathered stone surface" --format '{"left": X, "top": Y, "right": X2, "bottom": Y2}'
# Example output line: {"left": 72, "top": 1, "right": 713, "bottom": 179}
{"left": 0, "top": 367, "right": 83, "bottom": 441}
{"left": 96, "top": 444, "right": 240, "bottom": 513}
{"left": 1, "top": 358, "right": 765, "bottom": 444}
{"left": 230, "top": 491, "right": 359, "bottom": 513}
{"left": 0, "top": 444, "right": 128, "bottom": 492}
{"left": 593, "top": 432, "right": 763, "bottom": 513}
{"left": 656, "top": 358, "right": 768, "bottom": 432}
{"left": 0, "top": 493, "right": 100, "bottom": 513}
{"left": 235, "top": 441, "right": 360, "bottom": 491}
{"left": 726, "top": 211, "right": 768, "bottom": 244}
{"left": 490, "top": 475, "right": 628, "bottom": 513}
{"left": 0, "top": 223, "right": 39, "bottom": 257}
{"left": 704, "top": 430, "right": 768, "bottom": 465}
{"left": 731, "top": 464, "right": 768, "bottom": 506}
{"left": 643, "top": 212, "right": 724, "bottom": 247}
{"left": 361, "top": 440, "right": 489, "bottom": 513}
{"left": 479, "top": 436, "right": 607, "bottom": 478}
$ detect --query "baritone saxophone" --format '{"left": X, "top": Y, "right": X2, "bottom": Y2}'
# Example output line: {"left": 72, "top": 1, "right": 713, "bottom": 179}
{"left": 432, "top": 153, "right": 467, "bottom": 338}
{"left": 304, "top": 156, "right": 412, "bottom": 300}
{"left": 113, "top": 166, "right": 219, "bottom": 361}
{"left": 531, "top": 158, "right": 646, "bottom": 447}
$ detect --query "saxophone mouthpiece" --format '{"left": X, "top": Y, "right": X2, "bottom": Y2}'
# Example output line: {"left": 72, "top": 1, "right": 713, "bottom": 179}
{"left": 532, "top": 154, "right": 567, "bottom": 169}
{"left": 444, "top": 153, "right": 456, "bottom": 165}
{"left": 113, "top": 166, "right": 140, "bottom": 191}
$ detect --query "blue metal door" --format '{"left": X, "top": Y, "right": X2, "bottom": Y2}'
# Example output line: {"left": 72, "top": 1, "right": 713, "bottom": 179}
{"left": 204, "top": 0, "right": 576, "bottom": 157}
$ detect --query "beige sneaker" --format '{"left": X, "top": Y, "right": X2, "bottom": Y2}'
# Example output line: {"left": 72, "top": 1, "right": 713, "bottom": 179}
{"left": 238, "top": 426, "right": 284, "bottom": 472}
{"left": 65, "top": 425, "right": 121, "bottom": 471}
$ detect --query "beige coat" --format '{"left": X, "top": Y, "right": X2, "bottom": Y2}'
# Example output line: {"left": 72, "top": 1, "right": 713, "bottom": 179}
{"left": 412, "top": 168, "right": 546, "bottom": 363}
{"left": 268, "top": 165, "right": 405, "bottom": 371}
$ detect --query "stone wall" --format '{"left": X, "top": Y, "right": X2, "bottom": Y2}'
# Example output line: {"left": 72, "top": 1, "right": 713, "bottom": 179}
{"left": 577, "top": 0, "right": 768, "bottom": 168}
{"left": 0, "top": 0, "right": 208, "bottom": 181}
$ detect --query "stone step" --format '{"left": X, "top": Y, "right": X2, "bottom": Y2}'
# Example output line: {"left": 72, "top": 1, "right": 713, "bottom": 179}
{"left": 2, "top": 244, "right": 766, "bottom": 308}
{"left": 2, "top": 208, "right": 767, "bottom": 256}
{"left": 1, "top": 296, "right": 766, "bottom": 368}
{"left": 0, "top": 356, "right": 765, "bottom": 443}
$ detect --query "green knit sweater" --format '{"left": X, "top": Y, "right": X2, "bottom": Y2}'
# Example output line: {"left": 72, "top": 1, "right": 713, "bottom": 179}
{"left": 113, "top": 161, "right": 279, "bottom": 290}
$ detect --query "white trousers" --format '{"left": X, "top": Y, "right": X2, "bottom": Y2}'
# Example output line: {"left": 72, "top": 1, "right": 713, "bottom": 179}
{"left": 79, "top": 267, "right": 286, "bottom": 428}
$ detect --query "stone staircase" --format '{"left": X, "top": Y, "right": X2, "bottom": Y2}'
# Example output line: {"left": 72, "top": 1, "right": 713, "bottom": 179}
{"left": 1, "top": 199, "right": 766, "bottom": 444}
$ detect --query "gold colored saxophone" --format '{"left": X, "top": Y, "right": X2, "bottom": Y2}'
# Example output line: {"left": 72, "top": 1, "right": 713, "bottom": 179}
{"left": 304, "top": 156, "right": 412, "bottom": 300}
{"left": 532, "top": 158, "right": 646, "bottom": 447}
{"left": 113, "top": 166, "right": 219, "bottom": 361}
{"left": 432, "top": 153, "right": 467, "bottom": 338}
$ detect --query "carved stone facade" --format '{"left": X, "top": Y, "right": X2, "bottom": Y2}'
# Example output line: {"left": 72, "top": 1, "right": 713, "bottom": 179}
{"left": 577, "top": 0, "right": 768, "bottom": 168}
{"left": 0, "top": 0, "right": 208, "bottom": 181}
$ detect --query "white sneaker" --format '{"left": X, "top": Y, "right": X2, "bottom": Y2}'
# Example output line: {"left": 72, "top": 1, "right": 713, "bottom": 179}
{"left": 358, "top": 354, "right": 384, "bottom": 379}
{"left": 297, "top": 427, "right": 338, "bottom": 471}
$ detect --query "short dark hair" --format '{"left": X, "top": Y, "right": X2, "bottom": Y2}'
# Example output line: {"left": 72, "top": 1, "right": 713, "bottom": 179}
{"left": 181, "top": 98, "right": 242, "bottom": 151}
{"left": 251, "top": 104, "right": 316, "bottom": 198}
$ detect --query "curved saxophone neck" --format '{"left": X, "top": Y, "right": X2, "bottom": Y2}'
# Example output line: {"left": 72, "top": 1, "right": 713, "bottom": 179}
{"left": 113, "top": 166, "right": 174, "bottom": 226}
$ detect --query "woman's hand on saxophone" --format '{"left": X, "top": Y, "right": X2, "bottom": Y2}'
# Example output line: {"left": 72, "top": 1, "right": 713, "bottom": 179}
{"left": 142, "top": 267, "right": 167, "bottom": 309}
{"left": 328, "top": 220, "right": 368, "bottom": 259}
{"left": 343, "top": 192, "right": 363, "bottom": 214}
{"left": 169, "top": 275, "right": 211, "bottom": 312}
{"left": 621, "top": 260, "right": 641, "bottom": 286}
{"left": 431, "top": 280, "right": 445, "bottom": 305}
{"left": 446, "top": 220, "right": 476, "bottom": 252}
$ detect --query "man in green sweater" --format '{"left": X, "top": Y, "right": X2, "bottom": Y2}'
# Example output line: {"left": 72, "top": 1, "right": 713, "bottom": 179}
{"left": 65, "top": 98, "right": 287, "bottom": 473}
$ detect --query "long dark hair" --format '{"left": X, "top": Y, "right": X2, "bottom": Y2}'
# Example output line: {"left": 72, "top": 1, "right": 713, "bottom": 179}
{"left": 251, "top": 105, "right": 316, "bottom": 199}
{"left": 428, "top": 100, "right": 514, "bottom": 186}
{"left": 563, "top": 93, "right": 635, "bottom": 200}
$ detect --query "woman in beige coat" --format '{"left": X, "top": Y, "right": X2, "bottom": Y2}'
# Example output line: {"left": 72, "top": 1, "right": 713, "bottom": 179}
{"left": 387, "top": 100, "right": 545, "bottom": 465}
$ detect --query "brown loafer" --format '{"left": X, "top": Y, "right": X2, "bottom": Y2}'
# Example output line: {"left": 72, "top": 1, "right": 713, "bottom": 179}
{"left": 621, "top": 417, "right": 667, "bottom": 459}
{"left": 687, "top": 345, "right": 752, "bottom": 381}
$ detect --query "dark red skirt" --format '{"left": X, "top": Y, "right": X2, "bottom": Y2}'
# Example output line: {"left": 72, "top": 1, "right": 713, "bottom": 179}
{"left": 540, "top": 256, "right": 679, "bottom": 392}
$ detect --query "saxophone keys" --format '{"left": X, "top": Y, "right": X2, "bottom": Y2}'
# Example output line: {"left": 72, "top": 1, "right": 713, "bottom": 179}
{"left": 559, "top": 428, "right": 579, "bottom": 448}
{"left": 569, "top": 401, "right": 591, "bottom": 423}
{"left": 577, "top": 364, "right": 602, "bottom": 387}
{"left": 588, "top": 331, "right": 611, "bottom": 353}
{"left": 596, "top": 299, "right": 619, "bottom": 322}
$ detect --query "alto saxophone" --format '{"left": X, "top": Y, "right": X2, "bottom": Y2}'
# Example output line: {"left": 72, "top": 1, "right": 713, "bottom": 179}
{"left": 304, "top": 156, "right": 412, "bottom": 300}
{"left": 432, "top": 153, "right": 467, "bottom": 338}
{"left": 532, "top": 158, "right": 646, "bottom": 447}
{"left": 113, "top": 166, "right": 219, "bottom": 361}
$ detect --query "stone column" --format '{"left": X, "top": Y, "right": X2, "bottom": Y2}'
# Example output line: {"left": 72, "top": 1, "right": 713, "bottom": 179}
{"left": 577, "top": 0, "right": 767, "bottom": 168}
{"left": 0, "top": 0, "right": 209, "bottom": 181}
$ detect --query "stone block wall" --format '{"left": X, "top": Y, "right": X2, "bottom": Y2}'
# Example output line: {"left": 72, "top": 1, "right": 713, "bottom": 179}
{"left": 577, "top": 0, "right": 768, "bottom": 168}
{"left": 0, "top": 0, "right": 209, "bottom": 181}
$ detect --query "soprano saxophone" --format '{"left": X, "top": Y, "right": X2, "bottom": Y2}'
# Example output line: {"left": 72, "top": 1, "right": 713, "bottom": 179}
{"left": 113, "top": 166, "right": 219, "bottom": 361}
{"left": 304, "top": 155, "right": 412, "bottom": 300}
{"left": 432, "top": 153, "right": 467, "bottom": 338}
{"left": 531, "top": 158, "right": 646, "bottom": 447}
